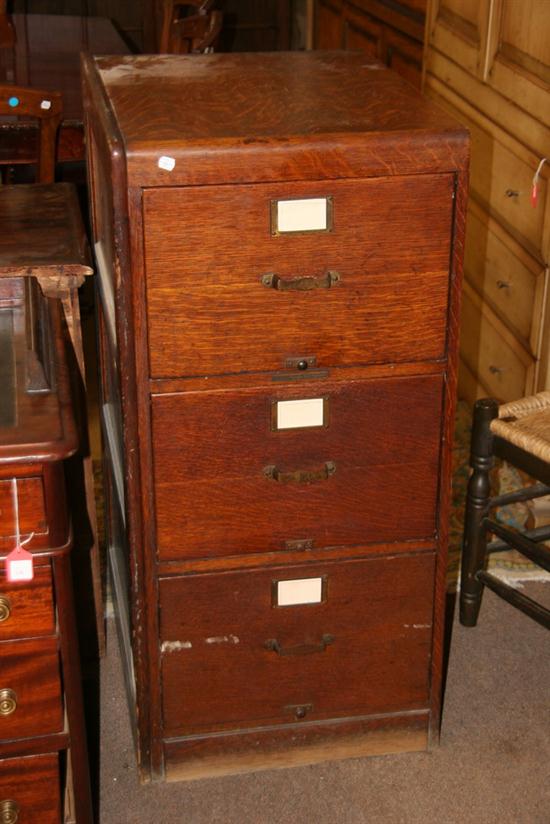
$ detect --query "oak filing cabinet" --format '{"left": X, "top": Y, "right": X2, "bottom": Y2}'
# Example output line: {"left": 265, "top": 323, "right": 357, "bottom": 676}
{"left": 82, "top": 51, "right": 469, "bottom": 781}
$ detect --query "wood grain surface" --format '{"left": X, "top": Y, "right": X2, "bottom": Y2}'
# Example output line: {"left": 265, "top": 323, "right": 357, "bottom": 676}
{"left": 0, "top": 753, "right": 60, "bottom": 824}
{"left": 160, "top": 552, "right": 435, "bottom": 735}
{"left": 0, "top": 636, "right": 63, "bottom": 740}
{"left": 0, "top": 566, "right": 54, "bottom": 641}
{"left": 83, "top": 49, "right": 469, "bottom": 780}
{"left": 144, "top": 174, "right": 453, "bottom": 378}
{"left": 92, "top": 51, "right": 468, "bottom": 186}
{"left": 152, "top": 373, "right": 443, "bottom": 558}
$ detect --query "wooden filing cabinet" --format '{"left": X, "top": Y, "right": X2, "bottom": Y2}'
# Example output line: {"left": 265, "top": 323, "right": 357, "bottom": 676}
{"left": 0, "top": 278, "right": 92, "bottom": 823}
{"left": 82, "top": 50, "right": 468, "bottom": 781}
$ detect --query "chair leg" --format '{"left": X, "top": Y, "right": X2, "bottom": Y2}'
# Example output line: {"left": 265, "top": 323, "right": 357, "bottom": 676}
{"left": 460, "top": 398, "right": 499, "bottom": 627}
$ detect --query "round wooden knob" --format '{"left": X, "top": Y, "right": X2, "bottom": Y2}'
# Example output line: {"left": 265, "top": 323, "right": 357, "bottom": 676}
{"left": 0, "top": 597, "right": 11, "bottom": 623}
{"left": 0, "top": 689, "right": 17, "bottom": 717}
{"left": 0, "top": 799, "right": 20, "bottom": 824}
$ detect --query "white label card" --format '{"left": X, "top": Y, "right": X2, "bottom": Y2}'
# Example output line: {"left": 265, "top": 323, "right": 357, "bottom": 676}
{"left": 276, "top": 398, "right": 325, "bottom": 430}
{"left": 276, "top": 198, "right": 328, "bottom": 233}
{"left": 277, "top": 577, "right": 323, "bottom": 606}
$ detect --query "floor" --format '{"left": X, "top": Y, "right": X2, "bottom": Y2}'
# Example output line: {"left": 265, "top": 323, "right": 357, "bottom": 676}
{"left": 98, "top": 585, "right": 550, "bottom": 824}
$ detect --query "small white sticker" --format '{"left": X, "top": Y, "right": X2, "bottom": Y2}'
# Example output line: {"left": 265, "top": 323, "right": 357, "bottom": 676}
{"left": 277, "top": 577, "right": 323, "bottom": 606}
{"left": 40, "top": 99, "right": 52, "bottom": 110}
{"left": 158, "top": 155, "right": 176, "bottom": 171}
{"left": 276, "top": 398, "right": 325, "bottom": 430}
{"left": 276, "top": 198, "right": 328, "bottom": 233}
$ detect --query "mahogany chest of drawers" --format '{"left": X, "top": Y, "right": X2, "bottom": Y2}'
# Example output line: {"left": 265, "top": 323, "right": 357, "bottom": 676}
{"left": 82, "top": 50, "right": 469, "bottom": 782}
{"left": 0, "top": 275, "right": 92, "bottom": 822}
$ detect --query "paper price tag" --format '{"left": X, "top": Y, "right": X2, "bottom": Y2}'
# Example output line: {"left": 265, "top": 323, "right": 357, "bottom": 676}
{"left": 6, "top": 546, "right": 34, "bottom": 582}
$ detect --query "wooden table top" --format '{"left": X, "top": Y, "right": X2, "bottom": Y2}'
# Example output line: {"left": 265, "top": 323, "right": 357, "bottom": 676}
{"left": 1, "top": 13, "right": 130, "bottom": 125}
{"left": 0, "top": 184, "right": 92, "bottom": 278}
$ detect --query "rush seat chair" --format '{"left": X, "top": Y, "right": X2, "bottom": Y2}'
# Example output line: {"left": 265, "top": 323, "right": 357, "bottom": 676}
{"left": 460, "top": 392, "right": 550, "bottom": 630}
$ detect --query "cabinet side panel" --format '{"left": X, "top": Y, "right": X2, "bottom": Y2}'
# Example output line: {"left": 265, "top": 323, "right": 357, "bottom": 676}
{"left": 82, "top": 55, "right": 156, "bottom": 779}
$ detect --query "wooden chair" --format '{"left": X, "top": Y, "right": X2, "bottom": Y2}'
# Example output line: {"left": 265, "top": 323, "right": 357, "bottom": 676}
{"left": 461, "top": 393, "right": 550, "bottom": 630}
{"left": 158, "top": 0, "right": 223, "bottom": 54}
{"left": 0, "top": 84, "right": 62, "bottom": 183}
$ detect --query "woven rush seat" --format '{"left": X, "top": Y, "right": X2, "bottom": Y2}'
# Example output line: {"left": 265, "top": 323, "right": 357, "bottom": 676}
{"left": 460, "top": 393, "right": 550, "bottom": 631}
{"left": 491, "top": 392, "right": 550, "bottom": 464}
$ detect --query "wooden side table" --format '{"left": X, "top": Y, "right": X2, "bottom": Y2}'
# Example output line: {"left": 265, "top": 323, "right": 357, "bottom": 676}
{"left": 0, "top": 277, "right": 92, "bottom": 823}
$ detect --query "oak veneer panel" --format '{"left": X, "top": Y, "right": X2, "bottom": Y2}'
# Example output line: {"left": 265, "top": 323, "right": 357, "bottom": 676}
{"left": 152, "top": 374, "right": 443, "bottom": 558}
{"left": 144, "top": 174, "right": 453, "bottom": 378}
{"left": 0, "top": 753, "right": 60, "bottom": 824}
{"left": 0, "top": 567, "right": 54, "bottom": 641}
{"left": 0, "top": 637, "right": 63, "bottom": 740}
{"left": 160, "top": 553, "right": 435, "bottom": 735}
{"left": 92, "top": 52, "right": 468, "bottom": 187}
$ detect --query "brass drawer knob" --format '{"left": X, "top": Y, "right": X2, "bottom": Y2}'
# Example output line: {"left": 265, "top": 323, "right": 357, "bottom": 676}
{"left": 0, "top": 597, "right": 11, "bottom": 623}
{"left": 0, "top": 799, "right": 20, "bottom": 824}
{"left": 0, "top": 689, "right": 17, "bottom": 716}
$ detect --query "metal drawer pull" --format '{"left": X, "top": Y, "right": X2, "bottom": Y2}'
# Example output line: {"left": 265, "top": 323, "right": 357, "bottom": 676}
{"left": 263, "top": 461, "right": 336, "bottom": 484}
{"left": 0, "top": 689, "right": 17, "bottom": 716}
{"left": 265, "top": 634, "right": 334, "bottom": 656}
{"left": 261, "top": 271, "right": 340, "bottom": 291}
{"left": 0, "top": 597, "right": 11, "bottom": 623}
{"left": 0, "top": 800, "right": 19, "bottom": 824}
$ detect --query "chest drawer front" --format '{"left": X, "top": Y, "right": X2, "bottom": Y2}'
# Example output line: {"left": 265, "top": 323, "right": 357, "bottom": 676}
{"left": 0, "top": 567, "right": 54, "bottom": 641}
{"left": 0, "top": 478, "right": 47, "bottom": 544}
{"left": 152, "top": 373, "right": 443, "bottom": 560}
{"left": 143, "top": 174, "right": 454, "bottom": 378}
{"left": 464, "top": 208, "right": 542, "bottom": 349}
{"left": 0, "top": 637, "right": 63, "bottom": 740}
{"left": 460, "top": 287, "right": 532, "bottom": 402}
{"left": 0, "top": 754, "right": 60, "bottom": 824}
{"left": 160, "top": 552, "right": 435, "bottom": 736}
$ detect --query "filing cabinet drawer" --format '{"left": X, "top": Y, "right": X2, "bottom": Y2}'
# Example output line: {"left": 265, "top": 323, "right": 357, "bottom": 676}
{"left": 143, "top": 174, "right": 454, "bottom": 378}
{"left": 0, "top": 567, "right": 55, "bottom": 641}
{"left": 160, "top": 552, "right": 435, "bottom": 736}
{"left": 0, "top": 753, "right": 60, "bottom": 824}
{"left": 152, "top": 373, "right": 443, "bottom": 559}
{"left": 0, "top": 637, "right": 63, "bottom": 740}
{"left": 0, "top": 478, "right": 47, "bottom": 543}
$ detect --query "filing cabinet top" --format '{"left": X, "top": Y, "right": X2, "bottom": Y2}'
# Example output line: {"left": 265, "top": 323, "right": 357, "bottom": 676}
{"left": 83, "top": 51, "right": 469, "bottom": 187}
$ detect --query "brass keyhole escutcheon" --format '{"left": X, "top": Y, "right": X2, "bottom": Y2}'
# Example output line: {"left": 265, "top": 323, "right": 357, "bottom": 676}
{"left": 0, "top": 799, "right": 20, "bottom": 824}
{"left": 0, "top": 597, "right": 11, "bottom": 623}
{"left": 0, "top": 689, "right": 17, "bottom": 716}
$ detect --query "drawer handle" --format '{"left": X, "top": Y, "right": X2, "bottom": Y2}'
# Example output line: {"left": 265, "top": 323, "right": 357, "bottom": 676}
{"left": 0, "top": 597, "right": 11, "bottom": 623}
{"left": 263, "top": 461, "right": 336, "bottom": 484}
{"left": 265, "top": 634, "right": 334, "bottom": 657}
{"left": 489, "top": 365, "right": 504, "bottom": 375}
{"left": 496, "top": 280, "right": 510, "bottom": 290}
{"left": 0, "top": 689, "right": 17, "bottom": 716}
{"left": 0, "top": 800, "right": 19, "bottom": 824}
{"left": 261, "top": 271, "right": 340, "bottom": 291}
